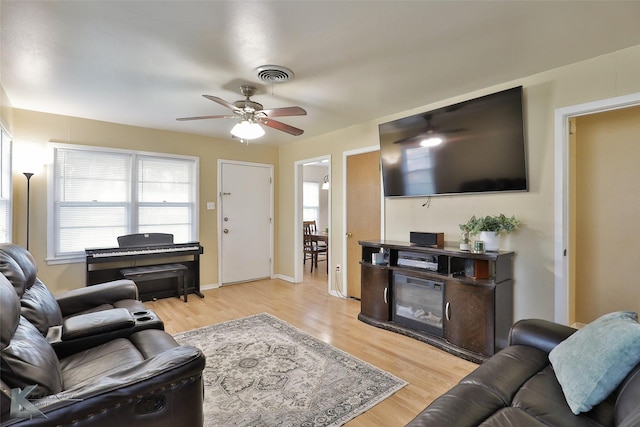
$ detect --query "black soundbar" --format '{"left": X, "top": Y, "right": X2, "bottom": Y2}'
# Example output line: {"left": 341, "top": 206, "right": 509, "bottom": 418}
{"left": 409, "top": 232, "right": 444, "bottom": 248}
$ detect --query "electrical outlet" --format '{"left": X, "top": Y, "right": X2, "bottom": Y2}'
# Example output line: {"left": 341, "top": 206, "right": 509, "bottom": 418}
{"left": 335, "top": 264, "right": 341, "bottom": 272}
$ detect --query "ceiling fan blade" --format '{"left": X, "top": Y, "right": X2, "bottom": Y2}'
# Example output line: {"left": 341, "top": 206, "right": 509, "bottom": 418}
{"left": 202, "top": 95, "right": 241, "bottom": 113}
{"left": 260, "top": 118, "right": 304, "bottom": 136}
{"left": 176, "top": 115, "right": 236, "bottom": 121}
{"left": 258, "top": 106, "right": 307, "bottom": 117}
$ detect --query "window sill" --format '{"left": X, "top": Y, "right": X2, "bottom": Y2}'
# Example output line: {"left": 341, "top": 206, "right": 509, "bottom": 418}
{"left": 45, "top": 255, "right": 85, "bottom": 265}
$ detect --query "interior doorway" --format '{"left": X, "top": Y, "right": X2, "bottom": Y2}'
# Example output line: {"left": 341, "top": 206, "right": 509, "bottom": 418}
{"left": 295, "top": 156, "right": 331, "bottom": 292}
{"left": 303, "top": 160, "right": 330, "bottom": 284}
{"left": 572, "top": 106, "right": 640, "bottom": 324}
{"left": 554, "top": 92, "right": 640, "bottom": 324}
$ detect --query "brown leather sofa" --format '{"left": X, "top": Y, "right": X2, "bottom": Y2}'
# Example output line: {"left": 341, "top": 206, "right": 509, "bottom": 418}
{"left": 406, "top": 319, "right": 640, "bottom": 427}
{"left": 0, "top": 244, "right": 206, "bottom": 426}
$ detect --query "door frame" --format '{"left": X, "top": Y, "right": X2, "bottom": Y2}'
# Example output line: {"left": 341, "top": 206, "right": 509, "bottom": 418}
{"left": 553, "top": 91, "right": 640, "bottom": 324}
{"left": 294, "top": 155, "right": 331, "bottom": 289}
{"left": 342, "top": 146, "right": 384, "bottom": 297}
{"left": 217, "top": 159, "right": 274, "bottom": 286}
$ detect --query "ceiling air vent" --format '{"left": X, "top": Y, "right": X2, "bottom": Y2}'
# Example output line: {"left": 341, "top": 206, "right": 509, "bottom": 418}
{"left": 253, "top": 65, "right": 294, "bottom": 83}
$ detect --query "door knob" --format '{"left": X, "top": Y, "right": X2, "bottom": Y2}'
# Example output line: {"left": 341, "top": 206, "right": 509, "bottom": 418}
{"left": 223, "top": 229, "right": 229, "bottom": 234}
{"left": 346, "top": 232, "right": 353, "bottom": 238}
{"left": 224, "top": 217, "right": 229, "bottom": 221}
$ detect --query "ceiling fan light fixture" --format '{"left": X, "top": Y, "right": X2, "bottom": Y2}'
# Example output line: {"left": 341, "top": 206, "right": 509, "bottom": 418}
{"left": 230, "top": 120, "right": 265, "bottom": 140}
{"left": 178, "top": 84, "right": 305, "bottom": 138}
{"left": 231, "top": 120, "right": 265, "bottom": 139}
{"left": 420, "top": 136, "right": 444, "bottom": 148}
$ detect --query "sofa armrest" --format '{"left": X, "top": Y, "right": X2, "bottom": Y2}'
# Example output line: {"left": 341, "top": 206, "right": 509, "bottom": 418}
{"left": 508, "top": 318, "right": 577, "bottom": 354}
{"left": 55, "top": 280, "right": 139, "bottom": 316}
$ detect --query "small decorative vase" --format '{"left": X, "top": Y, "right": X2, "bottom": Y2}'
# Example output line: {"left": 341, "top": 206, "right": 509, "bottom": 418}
{"left": 478, "top": 231, "right": 500, "bottom": 251}
{"left": 459, "top": 231, "right": 471, "bottom": 251}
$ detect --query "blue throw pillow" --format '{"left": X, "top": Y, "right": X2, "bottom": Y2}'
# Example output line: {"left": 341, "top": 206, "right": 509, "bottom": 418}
{"left": 549, "top": 311, "right": 640, "bottom": 415}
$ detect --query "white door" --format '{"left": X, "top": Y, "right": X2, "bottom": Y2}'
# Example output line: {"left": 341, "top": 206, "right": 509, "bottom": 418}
{"left": 219, "top": 161, "right": 272, "bottom": 284}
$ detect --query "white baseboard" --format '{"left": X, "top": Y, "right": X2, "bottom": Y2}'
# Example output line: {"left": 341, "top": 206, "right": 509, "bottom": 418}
{"left": 201, "top": 275, "right": 295, "bottom": 289}
{"left": 273, "top": 273, "right": 295, "bottom": 283}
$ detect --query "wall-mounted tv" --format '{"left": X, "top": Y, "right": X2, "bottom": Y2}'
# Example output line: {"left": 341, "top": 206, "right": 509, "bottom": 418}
{"left": 379, "top": 86, "right": 528, "bottom": 197}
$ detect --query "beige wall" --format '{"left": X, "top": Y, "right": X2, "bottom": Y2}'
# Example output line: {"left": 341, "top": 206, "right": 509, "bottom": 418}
{"left": 277, "top": 123, "right": 379, "bottom": 281}
{"left": 277, "top": 44, "right": 640, "bottom": 322}
{"left": 10, "top": 110, "right": 278, "bottom": 293}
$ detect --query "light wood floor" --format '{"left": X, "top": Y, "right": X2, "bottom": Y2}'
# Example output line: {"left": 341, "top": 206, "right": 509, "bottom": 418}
{"left": 145, "top": 265, "right": 477, "bottom": 426}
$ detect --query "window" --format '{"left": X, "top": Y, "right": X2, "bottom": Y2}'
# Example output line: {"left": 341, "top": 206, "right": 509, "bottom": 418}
{"left": 302, "top": 181, "right": 319, "bottom": 224}
{"left": 0, "top": 129, "right": 11, "bottom": 243}
{"left": 403, "top": 146, "right": 435, "bottom": 196}
{"left": 50, "top": 144, "right": 198, "bottom": 261}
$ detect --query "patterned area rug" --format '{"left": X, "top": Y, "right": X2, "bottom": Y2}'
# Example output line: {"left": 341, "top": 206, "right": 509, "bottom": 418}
{"left": 173, "top": 313, "right": 407, "bottom": 426}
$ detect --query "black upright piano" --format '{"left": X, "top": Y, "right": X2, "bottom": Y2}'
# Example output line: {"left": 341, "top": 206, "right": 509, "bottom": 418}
{"left": 85, "top": 233, "right": 204, "bottom": 301}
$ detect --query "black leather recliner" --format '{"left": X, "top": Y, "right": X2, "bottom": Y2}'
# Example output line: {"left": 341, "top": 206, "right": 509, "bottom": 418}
{"left": 0, "top": 243, "right": 207, "bottom": 426}
{"left": 1, "top": 273, "right": 206, "bottom": 426}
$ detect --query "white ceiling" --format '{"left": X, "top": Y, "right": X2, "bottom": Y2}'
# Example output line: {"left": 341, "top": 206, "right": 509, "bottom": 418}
{"left": 2, "top": 1, "right": 640, "bottom": 145}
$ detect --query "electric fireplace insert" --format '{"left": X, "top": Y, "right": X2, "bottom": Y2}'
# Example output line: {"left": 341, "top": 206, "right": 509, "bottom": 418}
{"left": 392, "top": 272, "right": 444, "bottom": 337}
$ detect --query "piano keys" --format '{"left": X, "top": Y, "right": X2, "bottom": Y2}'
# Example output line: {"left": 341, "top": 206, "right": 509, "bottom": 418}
{"left": 86, "top": 242, "right": 203, "bottom": 261}
{"left": 85, "top": 237, "right": 204, "bottom": 302}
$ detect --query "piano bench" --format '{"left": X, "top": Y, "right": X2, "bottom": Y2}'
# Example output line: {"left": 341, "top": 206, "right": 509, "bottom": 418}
{"left": 121, "top": 263, "right": 189, "bottom": 302}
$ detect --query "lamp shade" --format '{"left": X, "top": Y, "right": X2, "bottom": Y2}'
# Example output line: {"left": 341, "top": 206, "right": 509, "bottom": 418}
{"left": 322, "top": 175, "right": 330, "bottom": 190}
{"left": 230, "top": 120, "right": 265, "bottom": 140}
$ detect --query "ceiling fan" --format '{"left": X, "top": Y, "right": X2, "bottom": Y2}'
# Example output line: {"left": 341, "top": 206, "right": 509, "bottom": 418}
{"left": 394, "top": 114, "right": 467, "bottom": 147}
{"left": 177, "top": 85, "right": 306, "bottom": 139}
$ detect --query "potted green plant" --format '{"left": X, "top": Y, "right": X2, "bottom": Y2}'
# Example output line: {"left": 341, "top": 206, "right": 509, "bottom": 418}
{"left": 459, "top": 214, "right": 520, "bottom": 251}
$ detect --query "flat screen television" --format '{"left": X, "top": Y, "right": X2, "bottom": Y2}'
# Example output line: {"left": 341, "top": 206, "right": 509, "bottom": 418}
{"left": 379, "top": 86, "right": 528, "bottom": 197}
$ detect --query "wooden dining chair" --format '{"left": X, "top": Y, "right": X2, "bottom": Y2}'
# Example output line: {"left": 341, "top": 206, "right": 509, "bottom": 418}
{"left": 303, "top": 223, "right": 327, "bottom": 273}
{"left": 303, "top": 223, "right": 315, "bottom": 267}
{"left": 304, "top": 220, "right": 327, "bottom": 249}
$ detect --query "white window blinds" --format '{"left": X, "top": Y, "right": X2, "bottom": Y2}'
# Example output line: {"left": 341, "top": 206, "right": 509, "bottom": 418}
{"left": 52, "top": 145, "right": 197, "bottom": 259}
{"left": 0, "top": 130, "right": 11, "bottom": 243}
{"left": 55, "top": 149, "right": 130, "bottom": 254}
{"left": 302, "top": 181, "right": 320, "bottom": 224}
{"left": 137, "top": 156, "right": 195, "bottom": 242}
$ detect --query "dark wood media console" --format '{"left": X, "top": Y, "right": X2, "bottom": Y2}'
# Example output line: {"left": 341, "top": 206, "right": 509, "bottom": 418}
{"left": 359, "top": 240, "right": 514, "bottom": 363}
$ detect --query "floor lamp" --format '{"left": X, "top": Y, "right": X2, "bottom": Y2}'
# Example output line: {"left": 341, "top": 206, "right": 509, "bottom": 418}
{"left": 23, "top": 172, "right": 33, "bottom": 250}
